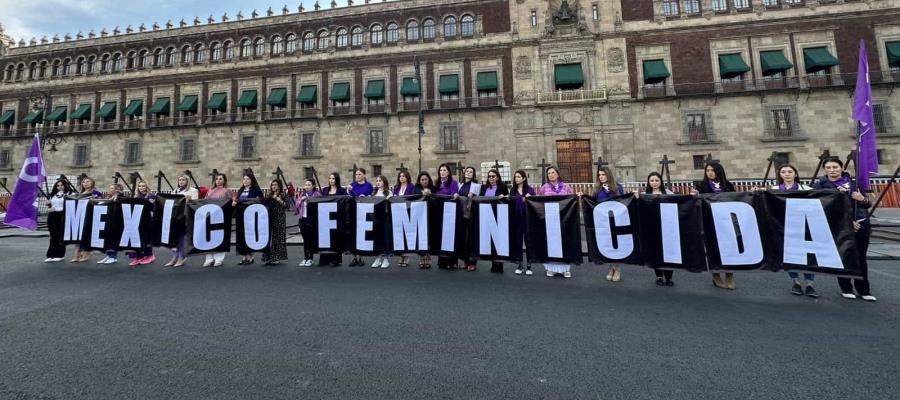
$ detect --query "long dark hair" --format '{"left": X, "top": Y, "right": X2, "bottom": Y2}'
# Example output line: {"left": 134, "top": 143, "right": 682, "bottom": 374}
{"left": 513, "top": 170, "right": 529, "bottom": 196}
{"left": 242, "top": 173, "right": 260, "bottom": 189}
{"left": 214, "top": 173, "right": 228, "bottom": 188}
{"left": 645, "top": 172, "right": 668, "bottom": 194}
{"left": 395, "top": 170, "right": 412, "bottom": 191}
{"left": 438, "top": 163, "right": 454, "bottom": 188}
{"left": 416, "top": 171, "right": 435, "bottom": 190}
{"left": 703, "top": 162, "right": 730, "bottom": 185}
{"left": 485, "top": 169, "right": 501, "bottom": 186}
{"left": 268, "top": 179, "right": 284, "bottom": 198}
{"left": 375, "top": 175, "right": 391, "bottom": 196}
{"left": 594, "top": 166, "right": 618, "bottom": 193}
{"left": 50, "top": 178, "right": 69, "bottom": 197}
{"left": 329, "top": 172, "right": 342, "bottom": 189}
{"left": 462, "top": 166, "right": 477, "bottom": 184}
{"left": 546, "top": 166, "right": 562, "bottom": 183}
{"left": 775, "top": 164, "right": 800, "bottom": 186}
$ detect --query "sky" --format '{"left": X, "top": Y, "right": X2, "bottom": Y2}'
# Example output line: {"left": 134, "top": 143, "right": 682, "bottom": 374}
{"left": 1, "top": 0, "right": 356, "bottom": 43}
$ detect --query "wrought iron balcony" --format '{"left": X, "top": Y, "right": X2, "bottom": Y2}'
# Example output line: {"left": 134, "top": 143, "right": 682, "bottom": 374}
{"left": 537, "top": 88, "right": 608, "bottom": 105}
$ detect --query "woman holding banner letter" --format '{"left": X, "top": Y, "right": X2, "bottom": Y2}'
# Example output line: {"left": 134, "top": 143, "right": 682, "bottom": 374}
{"left": 480, "top": 169, "right": 509, "bottom": 273}
{"left": 540, "top": 166, "right": 575, "bottom": 278}
{"left": 766, "top": 165, "right": 818, "bottom": 298}
{"left": 45, "top": 179, "right": 73, "bottom": 263}
{"left": 70, "top": 176, "right": 103, "bottom": 263}
{"left": 370, "top": 175, "right": 393, "bottom": 269}
{"left": 455, "top": 166, "right": 481, "bottom": 272}
{"left": 318, "top": 173, "right": 347, "bottom": 267}
{"left": 96, "top": 183, "right": 124, "bottom": 265}
{"left": 691, "top": 162, "right": 737, "bottom": 290}
{"left": 580, "top": 167, "right": 626, "bottom": 282}
{"left": 167, "top": 175, "right": 199, "bottom": 268}
{"left": 233, "top": 173, "right": 262, "bottom": 266}
{"left": 813, "top": 158, "right": 876, "bottom": 302}
{"left": 203, "top": 173, "right": 231, "bottom": 267}
{"left": 262, "top": 179, "right": 289, "bottom": 265}
{"left": 637, "top": 172, "right": 675, "bottom": 286}
{"left": 347, "top": 168, "right": 373, "bottom": 267}
{"left": 413, "top": 171, "right": 436, "bottom": 269}
{"left": 512, "top": 170, "right": 535, "bottom": 276}
{"left": 435, "top": 164, "right": 461, "bottom": 270}
{"left": 297, "top": 178, "right": 320, "bottom": 267}
{"left": 127, "top": 180, "right": 156, "bottom": 266}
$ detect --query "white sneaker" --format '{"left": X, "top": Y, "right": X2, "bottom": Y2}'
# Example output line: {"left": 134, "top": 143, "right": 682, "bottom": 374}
{"left": 203, "top": 260, "right": 214, "bottom": 267}
{"left": 103, "top": 258, "right": 118, "bottom": 264}
{"left": 97, "top": 256, "right": 110, "bottom": 264}
{"left": 861, "top": 295, "right": 877, "bottom": 302}
{"left": 44, "top": 258, "right": 54, "bottom": 263}
{"left": 380, "top": 258, "right": 390, "bottom": 268}
{"left": 371, "top": 257, "right": 383, "bottom": 268}
{"left": 525, "top": 269, "right": 533, "bottom": 276}
{"left": 563, "top": 271, "right": 572, "bottom": 279}
{"left": 546, "top": 270, "right": 554, "bottom": 277}
{"left": 841, "top": 293, "right": 857, "bottom": 299}
{"left": 514, "top": 268, "right": 523, "bottom": 275}
{"left": 53, "top": 258, "right": 65, "bottom": 262}
{"left": 305, "top": 259, "right": 314, "bottom": 267}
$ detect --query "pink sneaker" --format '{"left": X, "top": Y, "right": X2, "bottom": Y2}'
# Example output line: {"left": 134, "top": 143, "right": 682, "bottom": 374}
{"left": 129, "top": 258, "right": 142, "bottom": 266}
{"left": 139, "top": 255, "right": 156, "bottom": 265}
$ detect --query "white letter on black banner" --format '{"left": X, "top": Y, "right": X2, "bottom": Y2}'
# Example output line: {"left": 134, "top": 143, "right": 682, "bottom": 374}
{"left": 441, "top": 202, "right": 456, "bottom": 252}
{"left": 356, "top": 203, "right": 375, "bottom": 252}
{"left": 710, "top": 202, "right": 763, "bottom": 265}
{"left": 119, "top": 204, "right": 144, "bottom": 248}
{"left": 783, "top": 198, "right": 842, "bottom": 268}
{"left": 160, "top": 199, "right": 175, "bottom": 244}
{"left": 392, "top": 202, "right": 428, "bottom": 251}
{"left": 64, "top": 199, "right": 88, "bottom": 241}
{"left": 318, "top": 202, "right": 338, "bottom": 249}
{"left": 243, "top": 203, "right": 269, "bottom": 251}
{"left": 544, "top": 203, "right": 563, "bottom": 258}
{"left": 193, "top": 204, "right": 224, "bottom": 251}
{"left": 593, "top": 201, "right": 634, "bottom": 260}
{"left": 479, "top": 203, "right": 509, "bottom": 257}
{"left": 660, "top": 203, "right": 682, "bottom": 264}
{"left": 89, "top": 204, "right": 108, "bottom": 249}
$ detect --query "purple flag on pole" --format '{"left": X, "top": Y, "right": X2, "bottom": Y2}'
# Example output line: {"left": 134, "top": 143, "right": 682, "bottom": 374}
{"left": 853, "top": 40, "right": 879, "bottom": 192}
{"left": 3, "top": 133, "right": 46, "bottom": 230}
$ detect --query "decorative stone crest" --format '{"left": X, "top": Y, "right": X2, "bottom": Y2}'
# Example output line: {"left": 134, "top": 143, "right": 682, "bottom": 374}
{"left": 553, "top": 1, "right": 579, "bottom": 25}
{"left": 515, "top": 56, "right": 531, "bottom": 80}
{"left": 607, "top": 47, "right": 625, "bottom": 73}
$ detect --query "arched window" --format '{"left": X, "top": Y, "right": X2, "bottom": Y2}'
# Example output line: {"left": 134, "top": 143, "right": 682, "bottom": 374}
{"left": 38, "top": 61, "right": 47, "bottom": 78}
{"left": 15, "top": 63, "right": 24, "bottom": 80}
{"left": 253, "top": 38, "right": 265, "bottom": 56}
{"left": 142, "top": 50, "right": 152, "bottom": 68}
{"left": 351, "top": 27, "right": 363, "bottom": 46}
{"left": 386, "top": 23, "right": 399, "bottom": 43}
{"left": 86, "top": 56, "right": 96, "bottom": 73}
{"left": 443, "top": 16, "right": 457, "bottom": 38}
{"left": 461, "top": 15, "right": 475, "bottom": 37}
{"left": 165, "top": 47, "right": 175, "bottom": 65}
{"left": 194, "top": 44, "right": 205, "bottom": 63}
{"left": 303, "top": 32, "right": 315, "bottom": 51}
{"left": 223, "top": 41, "right": 234, "bottom": 60}
{"left": 153, "top": 49, "right": 163, "bottom": 66}
{"left": 336, "top": 28, "right": 348, "bottom": 48}
{"left": 112, "top": 53, "right": 122, "bottom": 72}
{"left": 28, "top": 62, "right": 37, "bottom": 79}
{"left": 100, "top": 55, "right": 110, "bottom": 72}
{"left": 126, "top": 52, "right": 135, "bottom": 69}
{"left": 211, "top": 42, "right": 221, "bottom": 61}
{"left": 62, "top": 59, "right": 71, "bottom": 76}
{"left": 181, "top": 45, "right": 193, "bottom": 63}
{"left": 240, "top": 39, "right": 251, "bottom": 58}
{"left": 407, "top": 20, "right": 420, "bottom": 41}
{"left": 271, "top": 35, "right": 283, "bottom": 55}
{"left": 423, "top": 18, "right": 436, "bottom": 39}
{"left": 51, "top": 60, "right": 60, "bottom": 77}
{"left": 370, "top": 24, "right": 383, "bottom": 45}
{"left": 4, "top": 66, "right": 13, "bottom": 81}
{"left": 286, "top": 34, "right": 297, "bottom": 53}
{"left": 317, "top": 30, "right": 330, "bottom": 49}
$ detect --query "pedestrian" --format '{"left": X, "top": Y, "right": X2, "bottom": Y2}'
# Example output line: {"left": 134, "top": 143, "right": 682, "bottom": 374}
{"left": 435, "top": 163, "right": 460, "bottom": 270}
{"left": 128, "top": 180, "right": 156, "bottom": 266}
{"left": 319, "top": 173, "right": 347, "bottom": 267}
{"left": 691, "top": 162, "right": 737, "bottom": 290}
{"left": 767, "top": 164, "right": 818, "bottom": 297}
{"left": 511, "top": 170, "right": 535, "bottom": 276}
{"left": 233, "top": 173, "right": 263, "bottom": 266}
{"left": 70, "top": 176, "right": 102, "bottom": 263}
{"left": 167, "top": 175, "right": 199, "bottom": 268}
{"left": 413, "top": 171, "right": 436, "bottom": 268}
{"left": 370, "top": 175, "right": 393, "bottom": 269}
{"left": 638, "top": 172, "right": 675, "bottom": 286}
{"left": 96, "top": 183, "right": 124, "bottom": 265}
{"left": 297, "top": 178, "right": 320, "bottom": 267}
{"left": 44, "top": 179, "right": 72, "bottom": 263}
{"left": 262, "top": 179, "right": 289, "bottom": 265}
{"left": 480, "top": 168, "right": 509, "bottom": 273}
{"left": 202, "top": 173, "right": 231, "bottom": 267}
{"left": 347, "top": 168, "right": 372, "bottom": 267}
{"left": 392, "top": 170, "right": 414, "bottom": 267}
{"left": 455, "top": 166, "right": 480, "bottom": 271}
{"left": 539, "top": 166, "right": 575, "bottom": 278}
{"left": 581, "top": 166, "right": 625, "bottom": 282}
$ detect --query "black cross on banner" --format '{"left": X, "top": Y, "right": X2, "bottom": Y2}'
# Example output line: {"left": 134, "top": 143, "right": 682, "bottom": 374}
{"left": 537, "top": 158, "right": 552, "bottom": 185}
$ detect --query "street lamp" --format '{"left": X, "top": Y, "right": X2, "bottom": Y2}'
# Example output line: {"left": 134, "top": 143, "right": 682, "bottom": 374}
{"left": 28, "top": 91, "right": 63, "bottom": 152}
{"left": 414, "top": 55, "right": 424, "bottom": 173}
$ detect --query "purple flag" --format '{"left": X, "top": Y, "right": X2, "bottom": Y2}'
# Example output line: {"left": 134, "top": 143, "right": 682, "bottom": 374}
{"left": 3, "top": 133, "right": 46, "bottom": 230}
{"left": 853, "top": 40, "right": 879, "bottom": 192}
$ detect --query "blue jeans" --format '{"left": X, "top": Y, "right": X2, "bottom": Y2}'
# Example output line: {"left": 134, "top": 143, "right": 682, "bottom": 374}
{"left": 788, "top": 271, "right": 814, "bottom": 282}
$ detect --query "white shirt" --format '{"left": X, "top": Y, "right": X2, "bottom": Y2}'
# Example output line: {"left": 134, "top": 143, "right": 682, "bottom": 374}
{"left": 50, "top": 193, "right": 66, "bottom": 212}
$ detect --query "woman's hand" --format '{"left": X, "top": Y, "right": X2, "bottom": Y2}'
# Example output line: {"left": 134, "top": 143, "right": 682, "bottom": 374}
{"left": 851, "top": 190, "right": 865, "bottom": 202}
{"left": 452, "top": 194, "right": 459, "bottom": 200}
{"left": 853, "top": 220, "right": 862, "bottom": 232}
{"left": 690, "top": 188, "right": 699, "bottom": 196}
{"left": 633, "top": 192, "right": 640, "bottom": 198}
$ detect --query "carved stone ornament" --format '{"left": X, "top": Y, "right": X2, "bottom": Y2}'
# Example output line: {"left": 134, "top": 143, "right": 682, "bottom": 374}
{"left": 515, "top": 56, "right": 532, "bottom": 79}
{"left": 553, "top": 0, "right": 579, "bottom": 25}
{"left": 607, "top": 47, "right": 625, "bottom": 73}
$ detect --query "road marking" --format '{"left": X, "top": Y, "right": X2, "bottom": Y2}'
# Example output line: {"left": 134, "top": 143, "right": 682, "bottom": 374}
{"left": 870, "top": 269, "right": 900, "bottom": 280}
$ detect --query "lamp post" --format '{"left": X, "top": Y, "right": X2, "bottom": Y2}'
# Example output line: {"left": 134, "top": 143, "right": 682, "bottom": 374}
{"left": 414, "top": 55, "right": 424, "bottom": 174}
{"left": 28, "top": 91, "right": 63, "bottom": 152}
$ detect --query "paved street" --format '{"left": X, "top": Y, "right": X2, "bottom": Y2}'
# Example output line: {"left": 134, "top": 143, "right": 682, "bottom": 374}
{"left": 1, "top": 238, "right": 899, "bottom": 400}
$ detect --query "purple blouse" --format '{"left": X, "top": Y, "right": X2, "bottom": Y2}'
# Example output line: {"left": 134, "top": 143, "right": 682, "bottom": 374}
{"left": 539, "top": 181, "right": 573, "bottom": 196}
{"left": 393, "top": 184, "right": 415, "bottom": 196}
{"left": 436, "top": 179, "right": 459, "bottom": 196}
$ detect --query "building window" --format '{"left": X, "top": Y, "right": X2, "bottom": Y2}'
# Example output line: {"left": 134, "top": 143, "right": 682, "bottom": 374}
{"left": 62, "top": 59, "right": 71, "bottom": 76}
{"left": 240, "top": 39, "right": 252, "bottom": 58}
{"left": 336, "top": 29, "right": 348, "bottom": 47}
{"left": 271, "top": 36, "right": 283, "bottom": 55}
{"left": 99, "top": 56, "right": 109, "bottom": 73}
{"left": 304, "top": 167, "right": 315, "bottom": 181}
{"left": 317, "top": 31, "right": 330, "bottom": 49}
{"left": 153, "top": 49, "right": 163, "bottom": 66}
{"left": 712, "top": 0, "right": 728, "bottom": 11}
{"left": 873, "top": 104, "right": 891, "bottom": 134}
{"left": 684, "top": 0, "right": 700, "bottom": 14}
{"left": 663, "top": 0, "right": 679, "bottom": 16}
{"left": 286, "top": 34, "right": 297, "bottom": 53}
{"left": 441, "top": 124, "right": 460, "bottom": 151}
{"left": 406, "top": 20, "right": 420, "bottom": 41}
{"left": 223, "top": 41, "right": 234, "bottom": 60}
{"left": 592, "top": 4, "right": 599, "bottom": 21}
{"left": 239, "top": 135, "right": 256, "bottom": 159}
{"left": 180, "top": 138, "right": 197, "bottom": 162}
{"left": 181, "top": 46, "right": 193, "bottom": 64}
{"left": 124, "top": 141, "right": 142, "bottom": 165}
{"left": 371, "top": 24, "right": 383, "bottom": 45}
{"left": 683, "top": 112, "right": 712, "bottom": 142}
{"left": 368, "top": 129, "right": 386, "bottom": 154}
{"left": 253, "top": 38, "right": 265, "bottom": 56}
{"left": 86, "top": 56, "right": 96, "bottom": 73}
{"left": 734, "top": 0, "right": 750, "bottom": 8}
{"left": 351, "top": 27, "right": 363, "bottom": 46}
{"left": 423, "top": 19, "right": 436, "bottom": 39}
{"left": 300, "top": 132, "right": 318, "bottom": 157}
{"left": 773, "top": 152, "right": 790, "bottom": 168}
{"left": 165, "top": 48, "right": 175, "bottom": 65}
{"left": 386, "top": 23, "right": 399, "bottom": 43}
{"left": 303, "top": 33, "right": 315, "bottom": 51}
{"left": 531, "top": 10, "right": 538, "bottom": 27}
{"left": 73, "top": 144, "right": 89, "bottom": 167}
{"left": 0, "top": 149, "right": 10, "bottom": 169}
{"left": 692, "top": 155, "right": 706, "bottom": 170}
{"left": 443, "top": 16, "right": 457, "bottom": 38}
{"left": 877, "top": 149, "right": 887, "bottom": 165}
{"left": 765, "top": 106, "right": 799, "bottom": 139}
{"left": 211, "top": 43, "right": 222, "bottom": 61}
{"left": 194, "top": 44, "right": 206, "bottom": 63}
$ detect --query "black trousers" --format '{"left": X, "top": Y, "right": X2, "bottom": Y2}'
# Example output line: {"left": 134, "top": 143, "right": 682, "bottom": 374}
{"left": 46, "top": 211, "right": 67, "bottom": 258}
{"left": 838, "top": 220, "right": 871, "bottom": 296}
{"left": 654, "top": 269, "right": 673, "bottom": 281}
{"left": 299, "top": 218, "right": 314, "bottom": 260}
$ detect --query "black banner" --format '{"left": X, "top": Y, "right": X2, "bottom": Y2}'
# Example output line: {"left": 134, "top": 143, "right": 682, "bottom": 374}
{"left": 700, "top": 193, "right": 769, "bottom": 271}
{"left": 307, "top": 196, "right": 352, "bottom": 254}
{"left": 388, "top": 195, "right": 430, "bottom": 255}
{"left": 426, "top": 195, "right": 465, "bottom": 258}
{"left": 583, "top": 194, "right": 643, "bottom": 266}
{"left": 115, "top": 198, "right": 154, "bottom": 251}
{"left": 526, "top": 195, "right": 583, "bottom": 264}
{"left": 351, "top": 197, "right": 389, "bottom": 256}
{"left": 636, "top": 195, "right": 707, "bottom": 273}
{"left": 154, "top": 194, "right": 186, "bottom": 248}
{"left": 470, "top": 196, "right": 517, "bottom": 261}
{"left": 186, "top": 198, "right": 233, "bottom": 255}
{"left": 62, "top": 194, "right": 92, "bottom": 244}
{"left": 79, "top": 199, "right": 121, "bottom": 251}
{"left": 234, "top": 199, "right": 271, "bottom": 255}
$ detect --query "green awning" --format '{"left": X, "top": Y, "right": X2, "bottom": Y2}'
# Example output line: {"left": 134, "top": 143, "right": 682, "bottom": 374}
{"left": 45, "top": 106, "right": 67, "bottom": 122}
{"left": 330, "top": 82, "right": 351, "bottom": 101}
{"left": 267, "top": 88, "right": 287, "bottom": 106}
{"left": 643, "top": 59, "right": 670, "bottom": 84}
{"left": 176, "top": 96, "right": 197, "bottom": 112}
{"left": 0, "top": 110, "right": 14, "bottom": 125}
{"left": 23, "top": 110, "right": 42, "bottom": 124}
{"left": 297, "top": 85, "right": 317, "bottom": 103}
{"left": 70, "top": 104, "right": 92, "bottom": 121}
{"left": 438, "top": 74, "right": 459, "bottom": 94}
{"left": 554, "top": 64, "right": 584, "bottom": 87}
{"left": 207, "top": 93, "right": 227, "bottom": 111}
{"left": 364, "top": 80, "right": 385, "bottom": 99}
{"left": 124, "top": 100, "right": 143, "bottom": 117}
{"left": 97, "top": 102, "right": 117, "bottom": 120}
{"left": 400, "top": 77, "right": 420, "bottom": 96}
{"left": 718, "top": 53, "right": 750, "bottom": 79}
{"left": 887, "top": 41, "right": 900, "bottom": 67}
{"left": 147, "top": 98, "right": 170, "bottom": 115}
{"left": 236, "top": 90, "right": 258, "bottom": 108}
{"left": 477, "top": 71, "right": 498, "bottom": 91}
{"left": 760, "top": 50, "right": 793, "bottom": 76}
{"left": 803, "top": 47, "right": 839, "bottom": 73}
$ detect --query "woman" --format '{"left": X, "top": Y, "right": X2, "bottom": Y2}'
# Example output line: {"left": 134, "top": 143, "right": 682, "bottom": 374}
{"left": 813, "top": 158, "right": 876, "bottom": 302}
{"left": 638, "top": 172, "right": 675, "bottom": 286}
{"left": 203, "top": 173, "right": 231, "bottom": 267}
{"left": 319, "top": 173, "right": 347, "bottom": 267}
{"left": 296, "top": 179, "right": 320, "bottom": 267}
{"left": 96, "top": 183, "right": 124, "bottom": 265}
{"left": 539, "top": 166, "right": 575, "bottom": 278}
{"left": 45, "top": 179, "right": 73, "bottom": 263}
{"left": 167, "top": 175, "right": 199, "bottom": 268}
{"left": 70, "top": 176, "right": 103, "bottom": 263}
{"left": 392, "top": 170, "right": 415, "bottom": 267}
{"left": 414, "top": 171, "right": 436, "bottom": 268}
{"left": 691, "top": 162, "right": 737, "bottom": 290}
{"left": 233, "top": 173, "right": 263, "bottom": 266}
{"left": 435, "top": 164, "right": 460, "bottom": 269}
{"left": 585, "top": 167, "right": 625, "bottom": 282}
{"left": 511, "top": 170, "right": 535, "bottom": 276}
{"left": 347, "top": 168, "right": 372, "bottom": 267}
{"left": 455, "top": 166, "right": 480, "bottom": 271}
{"left": 262, "top": 179, "right": 289, "bottom": 266}
{"left": 128, "top": 180, "right": 156, "bottom": 266}
{"left": 480, "top": 169, "right": 509, "bottom": 273}
{"left": 371, "top": 175, "right": 393, "bottom": 269}
{"left": 768, "top": 165, "right": 817, "bottom": 297}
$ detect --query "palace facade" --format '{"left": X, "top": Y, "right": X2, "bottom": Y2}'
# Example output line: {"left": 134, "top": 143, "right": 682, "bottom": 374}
{"left": 0, "top": 0, "right": 898, "bottom": 190}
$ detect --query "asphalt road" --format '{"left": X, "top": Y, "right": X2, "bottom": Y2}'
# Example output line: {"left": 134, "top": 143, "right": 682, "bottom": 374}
{"left": 1, "top": 238, "right": 898, "bottom": 400}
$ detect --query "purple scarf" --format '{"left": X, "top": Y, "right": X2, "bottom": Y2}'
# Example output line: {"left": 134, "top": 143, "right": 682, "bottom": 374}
{"left": 708, "top": 179, "right": 723, "bottom": 193}
{"left": 778, "top": 182, "right": 799, "bottom": 191}
{"left": 830, "top": 175, "right": 851, "bottom": 190}
{"left": 546, "top": 181, "right": 566, "bottom": 194}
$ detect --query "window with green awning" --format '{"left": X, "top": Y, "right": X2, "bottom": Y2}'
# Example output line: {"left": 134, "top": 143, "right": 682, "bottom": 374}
{"left": 176, "top": 96, "right": 197, "bottom": 113}
{"left": 0, "top": 110, "right": 15, "bottom": 125}
{"left": 97, "top": 102, "right": 117, "bottom": 120}
{"left": 438, "top": 74, "right": 459, "bottom": 94}
{"left": 70, "top": 104, "right": 92, "bottom": 121}
{"left": 718, "top": 53, "right": 750, "bottom": 79}
{"left": 207, "top": 93, "right": 227, "bottom": 111}
{"left": 400, "top": 78, "right": 420, "bottom": 96}
{"left": 760, "top": 50, "right": 793, "bottom": 76}
{"left": 23, "top": 110, "right": 43, "bottom": 124}
{"left": 330, "top": 82, "right": 351, "bottom": 101}
{"left": 554, "top": 64, "right": 584, "bottom": 89}
{"left": 886, "top": 41, "right": 900, "bottom": 67}
{"left": 237, "top": 90, "right": 258, "bottom": 108}
{"left": 642, "top": 59, "right": 670, "bottom": 84}
{"left": 364, "top": 80, "right": 385, "bottom": 99}
{"left": 297, "top": 85, "right": 317, "bottom": 103}
{"left": 267, "top": 88, "right": 287, "bottom": 107}
{"left": 802, "top": 47, "right": 839, "bottom": 73}
{"left": 147, "top": 98, "right": 170, "bottom": 115}
{"left": 124, "top": 100, "right": 143, "bottom": 117}
{"left": 45, "top": 106, "right": 67, "bottom": 122}
{"left": 477, "top": 71, "right": 498, "bottom": 91}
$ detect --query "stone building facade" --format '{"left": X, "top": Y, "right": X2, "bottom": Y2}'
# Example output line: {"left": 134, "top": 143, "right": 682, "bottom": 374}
{"left": 0, "top": 0, "right": 898, "bottom": 191}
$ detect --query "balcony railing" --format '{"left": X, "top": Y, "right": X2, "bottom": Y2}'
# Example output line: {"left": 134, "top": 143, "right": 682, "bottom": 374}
{"left": 537, "top": 88, "right": 608, "bottom": 104}
{"left": 239, "top": 111, "right": 258, "bottom": 121}
{"left": 99, "top": 121, "right": 117, "bottom": 130}
{"left": 266, "top": 110, "right": 288, "bottom": 119}
{"left": 295, "top": 107, "right": 319, "bottom": 118}
{"left": 640, "top": 71, "right": 897, "bottom": 99}
{"left": 126, "top": 119, "right": 143, "bottom": 129}
{"left": 207, "top": 113, "right": 231, "bottom": 123}
{"left": 476, "top": 96, "right": 500, "bottom": 107}
{"left": 179, "top": 115, "right": 198, "bottom": 125}
{"left": 147, "top": 117, "right": 170, "bottom": 128}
